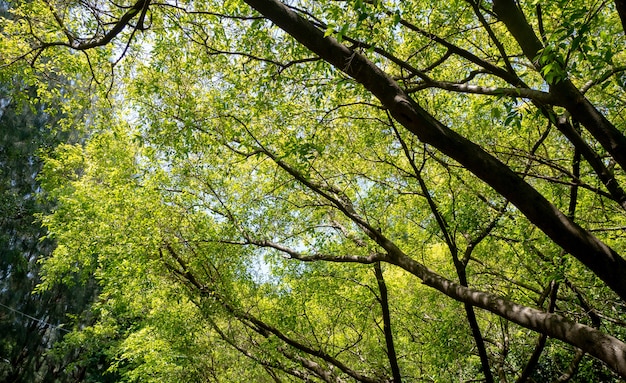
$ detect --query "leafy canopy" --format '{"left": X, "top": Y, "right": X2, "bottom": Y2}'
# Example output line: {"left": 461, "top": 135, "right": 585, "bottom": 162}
{"left": 2, "top": 0, "right": 626, "bottom": 381}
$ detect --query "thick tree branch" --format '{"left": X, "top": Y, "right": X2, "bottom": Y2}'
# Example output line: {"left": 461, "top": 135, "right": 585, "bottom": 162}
{"left": 393, "top": 252, "right": 626, "bottom": 379}
{"left": 243, "top": 0, "right": 626, "bottom": 310}
{"left": 236, "top": 3, "right": 626, "bottom": 376}
{"left": 492, "top": 0, "right": 626, "bottom": 171}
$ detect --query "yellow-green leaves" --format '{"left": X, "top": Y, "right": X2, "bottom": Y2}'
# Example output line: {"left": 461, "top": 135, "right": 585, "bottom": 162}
{"left": 12, "top": 0, "right": 626, "bottom": 380}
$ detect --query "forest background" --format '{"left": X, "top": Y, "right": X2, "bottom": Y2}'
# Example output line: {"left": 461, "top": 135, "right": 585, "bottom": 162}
{"left": 2, "top": 0, "right": 626, "bottom": 382}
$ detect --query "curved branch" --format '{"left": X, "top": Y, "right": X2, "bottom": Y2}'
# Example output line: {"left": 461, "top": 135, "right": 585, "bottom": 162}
{"left": 39, "top": 0, "right": 149, "bottom": 51}
{"left": 151, "top": 2, "right": 265, "bottom": 20}
{"left": 392, "top": 121, "right": 494, "bottom": 383}
{"left": 394, "top": 253, "right": 626, "bottom": 379}
{"left": 223, "top": 237, "right": 387, "bottom": 264}
{"left": 466, "top": 0, "right": 516, "bottom": 76}
{"left": 396, "top": 16, "right": 524, "bottom": 86}
{"left": 581, "top": 65, "right": 626, "bottom": 94}
{"left": 206, "top": 316, "right": 317, "bottom": 382}
{"left": 552, "top": 349, "right": 585, "bottom": 383}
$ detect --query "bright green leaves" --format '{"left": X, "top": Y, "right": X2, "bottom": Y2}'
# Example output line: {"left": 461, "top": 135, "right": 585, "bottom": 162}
{"left": 320, "top": 0, "right": 400, "bottom": 51}
{"left": 530, "top": 0, "right": 625, "bottom": 90}
{"left": 11, "top": 0, "right": 626, "bottom": 381}
{"left": 38, "top": 125, "right": 249, "bottom": 381}
{"left": 535, "top": 44, "right": 568, "bottom": 84}
{"left": 39, "top": 130, "right": 144, "bottom": 288}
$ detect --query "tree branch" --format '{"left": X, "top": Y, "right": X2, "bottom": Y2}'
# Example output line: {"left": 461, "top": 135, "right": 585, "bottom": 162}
{"left": 515, "top": 281, "right": 558, "bottom": 383}
{"left": 493, "top": 0, "right": 626, "bottom": 172}
{"left": 374, "top": 263, "right": 402, "bottom": 383}
{"left": 165, "top": 245, "right": 383, "bottom": 383}
{"left": 39, "top": 0, "right": 150, "bottom": 51}
{"left": 243, "top": 0, "right": 626, "bottom": 307}
{"left": 239, "top": 97, "right": 626, "bottom": 378}
{"left": 406, "top": 81, "right": 558, "bottom": 105}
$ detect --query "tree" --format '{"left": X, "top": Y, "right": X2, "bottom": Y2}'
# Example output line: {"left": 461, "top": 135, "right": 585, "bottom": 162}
{"left": 0, "top": 81, "right": 102, "bottom": 381}
{"left": 2, "top": 0, "right": 626, "bottom": 381}
{"left": 0, "top": 7, "right": 101, "bottom": 378}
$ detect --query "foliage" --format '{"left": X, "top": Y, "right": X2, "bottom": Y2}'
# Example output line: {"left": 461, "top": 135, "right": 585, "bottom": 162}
{"left": 2, "top": 0, "right": 626, "bottom": 382}
{"left": 0, "top": 75, "right": 99, "bottom": 381}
